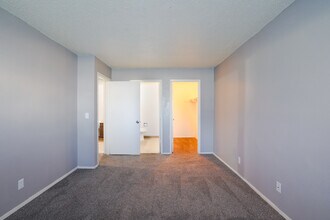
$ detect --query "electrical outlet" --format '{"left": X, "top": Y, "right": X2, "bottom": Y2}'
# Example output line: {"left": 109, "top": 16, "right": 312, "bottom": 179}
{"left": 238, "top": 156, "right": 241, "bottom": 164}
{"left": 84, "top": 112, "right": 89, "bottom": 119}
{"left": 276, "top": 181, "right": 281, "bottom": 193}
{"left": 18, "top": 178, "right": 24, "bottom": 190}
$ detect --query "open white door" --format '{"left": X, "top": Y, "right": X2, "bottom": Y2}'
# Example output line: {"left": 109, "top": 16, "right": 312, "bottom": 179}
{"left": 105, "top": 81, "right": 140, "bottom": 155}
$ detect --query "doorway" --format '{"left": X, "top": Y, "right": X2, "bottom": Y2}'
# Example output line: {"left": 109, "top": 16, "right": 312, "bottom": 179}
{"left": 97, "top": 73, "right": 110, "bottom": 160}
{"left": 105, "top": 81, "right": 162, "bottom": 155}
{"left": 97, "top": 74, "right": 107, "bottom": 156}
{"left": 140, "top": 82, "right": 161, "bottom": 154}
{"left": 170, "top": 81, "right": 200, "bottom": 154}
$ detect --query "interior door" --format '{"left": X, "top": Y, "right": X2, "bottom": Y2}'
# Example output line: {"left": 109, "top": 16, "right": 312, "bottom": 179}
{"left": 105, "top": 81, "right": 140, "bottom": 155}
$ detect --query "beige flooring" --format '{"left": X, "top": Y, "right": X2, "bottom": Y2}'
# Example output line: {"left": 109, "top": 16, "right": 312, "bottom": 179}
{"left": 140, "top": 136, "right": 160, "bottom": 153}
{"left": 98, "top": 138, "right": 104, "bottom": 154}
{"left": 98, "top": 137, "right": 160, "bottom": 154}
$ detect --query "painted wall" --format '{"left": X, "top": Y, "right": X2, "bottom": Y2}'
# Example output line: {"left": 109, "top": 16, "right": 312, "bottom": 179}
{"left": 77, "top": 56, "right": 111, "bottom": 167}
{"left": 172, "top": 82, "right": 198, "bottom": 138}
{"left": 214, "top": 0, "right": 330, "bottom": 219}
{"left": 111, "top": 68, "right": 214, "bottom": 154}
{"left": 0, "top": 8, "right": 77, "bottom": 217}
{"left": 140, "top": 82, "right": 160, "bottom": 136}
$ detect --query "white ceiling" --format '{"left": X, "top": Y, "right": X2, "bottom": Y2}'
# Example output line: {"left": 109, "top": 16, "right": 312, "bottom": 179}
{"left": 0, "top": 0, "right": 294, "bottom": 68}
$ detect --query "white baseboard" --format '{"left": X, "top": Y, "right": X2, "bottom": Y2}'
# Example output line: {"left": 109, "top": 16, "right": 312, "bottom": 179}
{"left": 212, "top": 153, "right": 291, "bottom": 220}
{"left": 161, "top": 152, "right": 172, "bottom": 155}
{"left": 199, "top": 151, "right": 213, "bottom": 154}
{"left": 77, "top": 163, "right": 99, "bottom": 169}
{"left": 0, "top": 167, "right": 78, "bottom": 220}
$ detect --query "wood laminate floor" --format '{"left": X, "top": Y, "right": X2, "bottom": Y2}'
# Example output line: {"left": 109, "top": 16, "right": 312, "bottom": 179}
{"left": 173, "top": 137, "right": 197, "bottom": 154}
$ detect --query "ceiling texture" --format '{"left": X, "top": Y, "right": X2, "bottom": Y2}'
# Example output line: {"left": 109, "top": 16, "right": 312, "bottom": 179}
{"left": 0, "top": 0, "right": 294, "bottom": 68}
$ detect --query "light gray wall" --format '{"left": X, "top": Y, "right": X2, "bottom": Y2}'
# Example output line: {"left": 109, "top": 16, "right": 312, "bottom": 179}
{"left": 77, "top": 56, "right": 96, "bottom": 167}
{"left": 0, "top": 8, "right": 77, "bottom": 217}
{"left": 214, "top": 0, "right": 330, "bottom": 219}
{"left": 112, "top": 68, "right": 214, "bottom": 154}
{"left": 95, "top": 58, "right": 112, "bottom": 79}
{"left": 77, "top": 56, "right": 111, "bottom": 167}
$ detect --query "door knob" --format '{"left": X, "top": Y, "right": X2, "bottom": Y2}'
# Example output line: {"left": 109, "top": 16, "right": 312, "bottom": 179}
{"left": 136, "top": 120, "right": 140, "bottom": 124}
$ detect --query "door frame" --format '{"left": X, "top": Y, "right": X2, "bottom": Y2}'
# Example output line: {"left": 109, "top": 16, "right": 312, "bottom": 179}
{"left": 170, "top": 79, "right": 201, "bottom": 154}
{"left": 135, "top": 80, "right": 163, "bottom": 154}
{"left": 96, "top": 72, "right": 110, "bottom": 162}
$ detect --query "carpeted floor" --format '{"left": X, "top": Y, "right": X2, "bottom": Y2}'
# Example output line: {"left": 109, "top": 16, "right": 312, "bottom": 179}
{"left": 8, "top": 154, "right": 284, "bottom": 220}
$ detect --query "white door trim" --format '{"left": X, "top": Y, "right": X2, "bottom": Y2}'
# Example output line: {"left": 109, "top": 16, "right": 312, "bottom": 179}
{"left": 97, "top": 72, "right": 110, "bottom": 161}
{"left": 170, "top": 80, "right": 201, "bottom": 154}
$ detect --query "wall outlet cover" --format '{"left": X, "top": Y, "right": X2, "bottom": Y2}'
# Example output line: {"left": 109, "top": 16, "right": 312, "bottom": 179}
{"left": 276, "top": 181, "right": 281, "bottom": 193}
{"left": 18, "top": 178, "right": 24, "bottom": 190}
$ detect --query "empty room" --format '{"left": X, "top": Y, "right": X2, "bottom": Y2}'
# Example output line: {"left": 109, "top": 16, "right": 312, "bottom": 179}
{"left": 0, "top": 0, "right": 329, "bottom": 219}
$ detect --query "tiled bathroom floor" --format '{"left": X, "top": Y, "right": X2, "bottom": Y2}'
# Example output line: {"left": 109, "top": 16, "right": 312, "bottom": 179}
{"left": 140, "top": 137, "right": 160, "bottom": 153}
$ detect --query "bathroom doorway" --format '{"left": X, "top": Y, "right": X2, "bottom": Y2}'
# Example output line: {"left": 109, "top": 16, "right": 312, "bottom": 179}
{"left": 140, "top": 81, "right": 161, "bottom": 154}
{"left": 170, "top": 81, "right": 200, "bottom": 154}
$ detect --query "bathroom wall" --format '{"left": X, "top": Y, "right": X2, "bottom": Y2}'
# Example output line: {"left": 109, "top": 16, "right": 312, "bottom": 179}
{"left": 140, "top": 82, "right": 160, "bottom": 136}
{"left": 172, "top": 82, "right": 198, "bottom": 138}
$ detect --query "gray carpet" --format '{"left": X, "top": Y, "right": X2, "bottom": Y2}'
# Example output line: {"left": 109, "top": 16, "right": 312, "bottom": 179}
{"left": 8, "top": 154, "right": 284, "bottom": 220}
